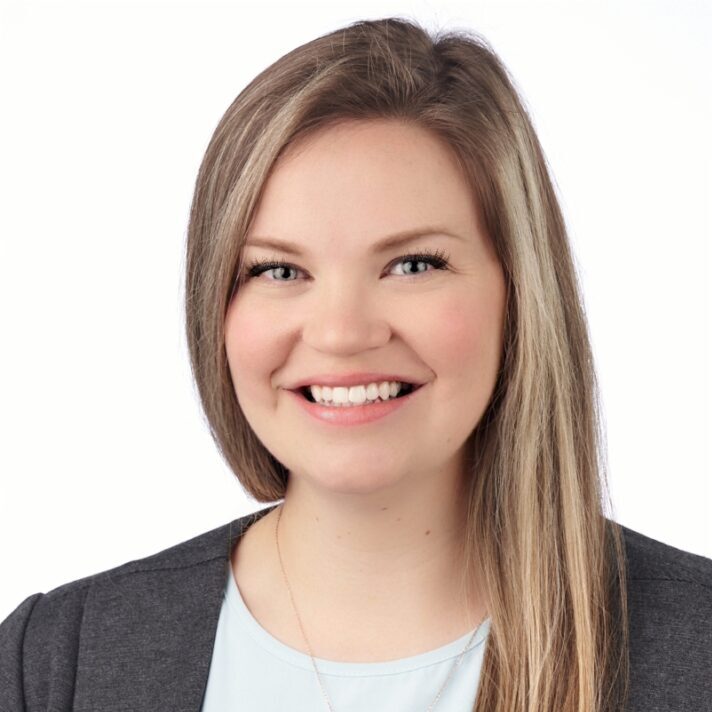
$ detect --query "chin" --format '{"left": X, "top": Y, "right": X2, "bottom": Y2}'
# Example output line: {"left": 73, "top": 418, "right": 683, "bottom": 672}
{"left": 301, "top": 468, "right": 406, "bottom": 497}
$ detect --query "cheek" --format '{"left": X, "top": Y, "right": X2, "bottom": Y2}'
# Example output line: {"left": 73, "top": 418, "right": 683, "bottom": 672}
{"left": 429, "top": 285, "right": 505, "bottom": 397}
{"left": 224, "top": 301, "right": 279, "bottom": 394}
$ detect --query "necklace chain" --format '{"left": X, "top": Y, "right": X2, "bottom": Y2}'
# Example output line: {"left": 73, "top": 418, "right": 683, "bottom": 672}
{"left": 274, "top": 503, "right": 486, "bottom": 712}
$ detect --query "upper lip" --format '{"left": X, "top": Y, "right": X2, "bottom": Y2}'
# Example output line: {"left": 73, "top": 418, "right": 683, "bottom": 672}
{"left": 284, "top": 372, "right": 427, "bottom": 390}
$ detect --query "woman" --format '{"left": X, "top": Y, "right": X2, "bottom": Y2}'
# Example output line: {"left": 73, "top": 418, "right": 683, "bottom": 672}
{"left": 2, "top": 16, "right": 710, "bottom": 712}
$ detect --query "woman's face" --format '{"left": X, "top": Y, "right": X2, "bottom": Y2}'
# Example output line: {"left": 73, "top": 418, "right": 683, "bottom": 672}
{"left": 224, "top": 119, "right": 506, "bottom": 497}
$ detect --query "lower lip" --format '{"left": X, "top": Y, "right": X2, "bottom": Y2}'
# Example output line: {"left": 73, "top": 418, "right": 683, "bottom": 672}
{"left": 286, "top": 385, "right": 426, "bottom": 426}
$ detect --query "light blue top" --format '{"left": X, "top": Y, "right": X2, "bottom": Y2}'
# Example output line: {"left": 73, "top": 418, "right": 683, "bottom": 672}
{"left": 201, "top": 565, "right": 491, "bottom": 711}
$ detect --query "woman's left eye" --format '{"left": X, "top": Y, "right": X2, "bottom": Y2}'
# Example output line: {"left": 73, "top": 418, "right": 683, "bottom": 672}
{"left": 241, "top": 248, "right": 451, "bottom": 284}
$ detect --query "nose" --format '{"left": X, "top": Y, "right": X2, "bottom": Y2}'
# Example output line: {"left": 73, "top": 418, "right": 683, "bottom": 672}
{"left": 301, "top": 277, "right": 391, "bottom": 355}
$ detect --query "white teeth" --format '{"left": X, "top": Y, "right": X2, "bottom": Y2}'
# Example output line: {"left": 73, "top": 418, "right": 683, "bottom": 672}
{"left": 309, "top": 381, "right": 406, "bottom": 406}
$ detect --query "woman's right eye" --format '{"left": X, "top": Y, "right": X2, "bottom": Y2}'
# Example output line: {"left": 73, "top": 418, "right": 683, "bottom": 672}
{"left": 244, "top": 258, "right": 302, "bottom": 282}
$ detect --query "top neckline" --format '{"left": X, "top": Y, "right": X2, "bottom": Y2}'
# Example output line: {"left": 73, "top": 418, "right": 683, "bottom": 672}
{"left": 225, "top": 565, "right": 491, "bottom": 677}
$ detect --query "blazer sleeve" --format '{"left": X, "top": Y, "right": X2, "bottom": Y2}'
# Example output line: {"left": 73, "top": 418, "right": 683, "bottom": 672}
{"left": 0, "top": 592, "right": 44, "bottom": 711}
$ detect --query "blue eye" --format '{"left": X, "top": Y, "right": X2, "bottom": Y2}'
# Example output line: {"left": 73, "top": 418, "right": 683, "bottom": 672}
{"left": 241, "top": 248, "right": 451, "bottom": 284}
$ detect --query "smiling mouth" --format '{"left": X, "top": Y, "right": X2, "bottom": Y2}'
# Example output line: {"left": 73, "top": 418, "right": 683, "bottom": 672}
{"left": 298, "top": 382, "right": 420, "bottom": 404}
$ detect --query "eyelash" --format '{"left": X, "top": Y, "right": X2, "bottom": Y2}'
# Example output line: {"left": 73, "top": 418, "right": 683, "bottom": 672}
{"left": 241, "top": 248, "right": 451, "bottom": 284}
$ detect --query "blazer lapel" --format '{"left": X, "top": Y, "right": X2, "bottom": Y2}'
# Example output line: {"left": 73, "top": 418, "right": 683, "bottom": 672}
{"left": 70, "top": 506, "right": 277, "bottom": 711}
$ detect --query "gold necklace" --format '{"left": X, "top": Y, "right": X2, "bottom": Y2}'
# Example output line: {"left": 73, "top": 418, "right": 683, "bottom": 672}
{"left": 274, "top": 503, "right": 487, "bottom": 712}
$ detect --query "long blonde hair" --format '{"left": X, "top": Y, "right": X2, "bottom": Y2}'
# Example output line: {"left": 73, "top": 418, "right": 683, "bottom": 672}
{"left": 184, "top": 16, "right": 629, "bottom": 711}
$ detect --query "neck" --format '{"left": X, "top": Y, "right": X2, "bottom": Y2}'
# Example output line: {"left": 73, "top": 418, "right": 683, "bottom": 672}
{"left": 272, "top": 469, "right": 484, "bottom": 632}
{"left": 232, "top": 464, "right": 489, "bottom": 662}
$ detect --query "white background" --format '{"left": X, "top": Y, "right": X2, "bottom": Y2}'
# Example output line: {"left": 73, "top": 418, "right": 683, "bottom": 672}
{"left": 1, "top": 0, "right": 710, "bottom": 621}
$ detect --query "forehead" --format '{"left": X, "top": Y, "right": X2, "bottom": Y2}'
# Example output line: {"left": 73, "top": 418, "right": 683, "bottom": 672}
{"left": 246, "top": 119, "right": 484, "bottom": 252}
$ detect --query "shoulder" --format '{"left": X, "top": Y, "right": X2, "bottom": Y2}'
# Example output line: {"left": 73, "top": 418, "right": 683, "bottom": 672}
{"left": 614, "top": 521, "right": 712, "bottom": 709}
{"left": 619, "top": 521, "right": 712, "bottom": 617}
{"left": 10, "top": 507, "right": 269, "bottom": 604}
{"left": 0, "top": 508, "right": 269, "bottom": 708}
{"left": 619, "top": 522, "right": 712, "bottom": 588}
{"left": 5, "top": 515, "right": 231, "bottom": 615}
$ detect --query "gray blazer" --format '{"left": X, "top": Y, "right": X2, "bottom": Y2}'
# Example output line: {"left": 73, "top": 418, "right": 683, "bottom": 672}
{"left": 2, "top": 505, "right": 711, "bottom": 711}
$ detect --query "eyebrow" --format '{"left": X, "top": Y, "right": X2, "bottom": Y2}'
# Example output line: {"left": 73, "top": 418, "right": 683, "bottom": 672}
{"left": 244, "top": 226, "right": 464, "bottom": 256}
